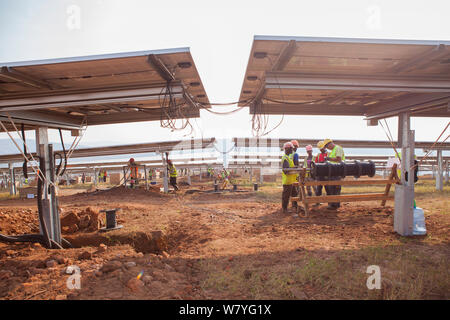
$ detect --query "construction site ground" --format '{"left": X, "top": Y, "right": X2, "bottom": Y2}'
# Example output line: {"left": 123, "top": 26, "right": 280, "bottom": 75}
{"left": 0, "top": 177, "right": 448, "bottom": 300}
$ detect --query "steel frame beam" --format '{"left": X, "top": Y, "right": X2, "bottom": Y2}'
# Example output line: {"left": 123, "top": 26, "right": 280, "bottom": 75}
{"left": 0, "top": 138, "right": 216, "bottom": 163}
{"left": 271, "top": 40, "right": 297, "bottom": 71}
{"left": 232, "top": 137, "right": 450, "bottom": 150}
{"left": 0, "top": 66, "right": 57, "bottom": 90}
{"left": 0, "top": 85, "right": 183, "bottom": 112}
{"left": 0, "top": 110, "right": 83, "bottom": 130}
{"left": 265, "top": 72, "right": 450, "bottom": 93}
{"left": 250, "top": 103, "right": 367, "bottom": 116}
{"left": 365, "top": 93, "right": 450, "bottom": 120}
{"left": 147, "top": 54, "right": 176, "bottom": 82}
{"left": 390, "top": 44, "right": 448, "bottom": 73}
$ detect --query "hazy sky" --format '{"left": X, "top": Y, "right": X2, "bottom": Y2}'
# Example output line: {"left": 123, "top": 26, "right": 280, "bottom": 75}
{"left": 0, "top": 0, "right": 449, "bottom": 147}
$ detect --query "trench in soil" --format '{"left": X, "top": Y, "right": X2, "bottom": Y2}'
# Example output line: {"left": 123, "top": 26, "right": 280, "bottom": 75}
{"left": 64, "top": 229, "right": 170, "bottom": 254}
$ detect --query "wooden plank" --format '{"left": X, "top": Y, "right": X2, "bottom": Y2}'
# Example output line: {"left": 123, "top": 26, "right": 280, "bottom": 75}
{"left": 302, "top": 179, "right": 397, "bottom": 187}
{"left": 381, "top": 164, "right": 398, "bottom": 206}
{"left": 291, "top": 193, "right": 393, "bottom": 203}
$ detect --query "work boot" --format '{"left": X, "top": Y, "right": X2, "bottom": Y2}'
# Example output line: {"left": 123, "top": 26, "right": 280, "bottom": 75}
{"left": 326, "top": 205, "right": 337, "bottom": 210}
{"left": 312, "top": 203, "right": 321, "bottom": 207}
{"left": 282, "top": 208, "right": 289, "bottom": 214}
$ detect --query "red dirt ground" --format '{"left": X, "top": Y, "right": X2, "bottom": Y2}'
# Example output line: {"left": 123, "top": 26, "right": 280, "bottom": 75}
{"left": 0, "top": 182, "right": 448, "bottom": 300}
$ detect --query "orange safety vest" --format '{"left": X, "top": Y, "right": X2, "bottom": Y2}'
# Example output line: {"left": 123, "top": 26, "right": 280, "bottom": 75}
{"left": 314, "top": 152, "right": 328, "bottom": 163}
{"left": 130, "top": 165, "right": 138, "bottom": 179}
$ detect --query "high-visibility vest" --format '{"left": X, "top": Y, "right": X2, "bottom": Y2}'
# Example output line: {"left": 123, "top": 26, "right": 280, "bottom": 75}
{"left": 303, "top": 156, "right": 314, "bottom": 178}
{"left": 169, "top": 165, "right": 177, "bottom": 177}
{"left": 328, "top": 145, "right": 345, "bottom": 163}
{"left": 395, "top": 152, "right": 418, "bottom": 182}
{"left": 281, "top": 154, "right": 297, "bottom": 185}
{"left": 314, "top": 152, "right": 328, "bottom": 163}
{"left": 289, "top": 152, "right": 299, "bottom": 180}
{"left": 130, "top": 165, "right": 138, "bottom": 179}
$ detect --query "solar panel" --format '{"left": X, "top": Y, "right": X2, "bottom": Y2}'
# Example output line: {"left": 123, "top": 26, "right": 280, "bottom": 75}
{"left": 0, "top": 48, "right": 209, "bottom": 130}
{"left": 239, "top": 36, "right": 450, "bottom": 119}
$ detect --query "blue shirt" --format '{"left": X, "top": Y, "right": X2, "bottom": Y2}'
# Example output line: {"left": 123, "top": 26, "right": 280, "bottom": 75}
{"left": 293, "top": 153, "right": 299, "bottom": 166}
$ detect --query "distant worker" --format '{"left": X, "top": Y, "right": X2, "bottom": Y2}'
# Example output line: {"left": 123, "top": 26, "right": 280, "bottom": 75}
{"left": 395, "top": 152, "right": 419, "bottom": 183}
{"left": 290, "top": 140, "right": 300, "bottom": 199}
{"left": 324, "top": 139, "right": 345, "bottom": 210}
{"left": 313, "top": 141, "right": 328, "bottom": 204}
{"left": 149, "top": 169, "right": 154, "bottom": 181}
{"left": 281, "top": 142, "right": 298, "bottom": 213}
{"left": 207, "top": 167, "right": 214, "bottom": 178}
{"left": 290, "top": 140, "right": 300, "bottom": 166}
{"left": 128, "top": 158, "right": 139, "bottom": 189}
{"left": 103, "top": 170, "right": 107, "bottom": 183}
{"left": 81, "top": 173, "right": 86, "bottom": 184}
{"left": 167, "top": 160, "right": 179, "bottom": 191}
{"left": 220, "top": 167, "right": 231, "bottom": 190}
{"left": 303, "top": 145, "right": 314, "bottom": 197}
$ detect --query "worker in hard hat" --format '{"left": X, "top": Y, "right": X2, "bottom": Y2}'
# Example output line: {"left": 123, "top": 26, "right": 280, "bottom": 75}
{"left": 220, "top": 166, "right": 231, "bottom": 190}
{"left": 313, "top": 141, "right": 329, "bottom": 205}
{"left": 303, "top": 145, "right": 314, "bottom": 197}
{"left": 167, "top": 160, "right": 179, "bottom": 191}
{"left": 324, "top": 139, "right": 345, "bottom": 210}
{"left": 128, "top": 158, "right": 139, "bottom": 188}
{"left": 290, "top": 140, "right": 300, "bottom": 203}
{"left": 290, "top": 140, "right": 300, "bottom": 166}
{"left": 395, "top": 152, "right": 418, "bottom": 183}
{"left": 281, "top": 142, "right": 298, "bottom": 213}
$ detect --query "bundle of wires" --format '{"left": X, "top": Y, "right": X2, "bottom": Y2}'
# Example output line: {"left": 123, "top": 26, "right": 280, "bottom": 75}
{"left": 159, "top": 83, "right": 193, "bottom": 135}
{"left": 0, "top": 155, "right": 72, "bottom": 249}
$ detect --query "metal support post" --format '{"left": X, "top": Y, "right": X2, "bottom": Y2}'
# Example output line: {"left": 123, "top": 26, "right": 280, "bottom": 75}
{"left": 394, "top": 113, "right": 415, "bottom": 236}
{"left": 93, "top": 168, "right": 97, "bottom": 186}
{"left": 8, "top": 162, "right": 15, "bottom": 195}
{"left": 436, "top": 150, "right": 443, "bottom": 191}
{"left": 144, "top": 165, "right": 148, "bottom": 190}
{"left": 36, "top": 127, "right": 61, "bottom": 245}
{"left": 445, "top": 160, "right": 449, "bottom": 184}
{"left": 260, "top": 167, "right": 264, "bottom": 184}
{"left": 187, "top": 169, "right": 192, "bottom": 186}
{"left": 161, "top": 153, "right": 168, "bottom": 193}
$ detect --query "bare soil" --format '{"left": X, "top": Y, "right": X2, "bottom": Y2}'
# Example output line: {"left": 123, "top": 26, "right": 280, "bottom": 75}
{"left": 0, "top": 180, "right": 448, "bottom": 300}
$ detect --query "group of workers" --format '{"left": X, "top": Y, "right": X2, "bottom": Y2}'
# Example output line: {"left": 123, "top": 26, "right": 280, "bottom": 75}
{"left": 127, "top": 157, "right": 179, "bottom": 191}
{"left": 281, "top": 139, "right": 345, "bottom": 214}
{"left": 98, "top": 169, "right": 108, "bottom": 183}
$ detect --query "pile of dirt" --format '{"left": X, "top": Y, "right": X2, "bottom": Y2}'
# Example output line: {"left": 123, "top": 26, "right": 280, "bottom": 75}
{"left": 0, "top": 209, "right": 38, "bottom": 235}
{"left": 61, "top": 207, "right": 103, "bottom": 234}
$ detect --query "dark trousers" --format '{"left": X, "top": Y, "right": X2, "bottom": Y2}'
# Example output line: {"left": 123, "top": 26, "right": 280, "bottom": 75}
{"left": 282, "top": 184, "right": 298, "bottom": 210}
{"left": 325, "top": 176, "right": 342, "bottom": 208}
{"left": 305, "top": 177, "right": 313, "bottom": 196}
{"left": 315, "top": 176, "right": 326, "bottom": 196}
{"left": 170, "top": 177, "right": 179, "bottom": 191}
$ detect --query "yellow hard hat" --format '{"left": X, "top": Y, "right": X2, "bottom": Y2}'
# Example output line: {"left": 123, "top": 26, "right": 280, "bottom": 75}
{"left": 323, "top": 139, "right": 333, "bottom": 147}
{"left": 317, "top": 141, "right": 325, "bottom": 149}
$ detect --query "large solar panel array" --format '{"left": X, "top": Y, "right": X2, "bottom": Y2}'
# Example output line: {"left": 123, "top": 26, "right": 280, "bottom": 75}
{"left": 239, "top": 36, "right": 450, "bottom": 119}
{"left": 0, "top": 48, "right": 209, "bottom": 130}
